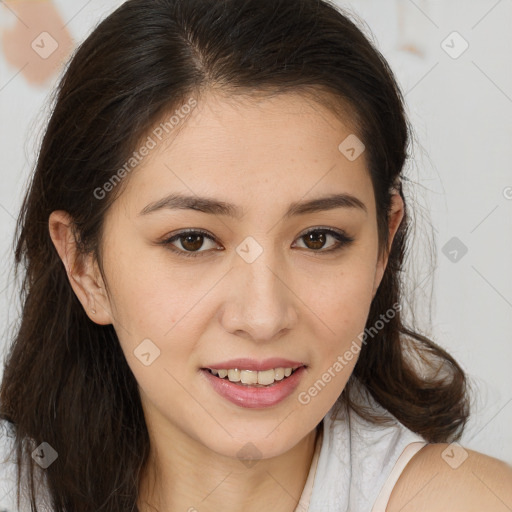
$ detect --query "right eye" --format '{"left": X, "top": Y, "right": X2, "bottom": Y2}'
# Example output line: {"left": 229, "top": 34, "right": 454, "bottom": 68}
{"left": 159, "top": 229, "right": 221, "bottom": 258}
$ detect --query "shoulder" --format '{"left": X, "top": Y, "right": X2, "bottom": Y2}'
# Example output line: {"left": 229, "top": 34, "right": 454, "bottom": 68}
{"left": 386, "top": 442, "right": 512, "bottom": 512}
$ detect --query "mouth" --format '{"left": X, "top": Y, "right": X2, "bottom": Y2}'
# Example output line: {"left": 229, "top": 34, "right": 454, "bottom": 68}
{"left": 200, "top": 364, "right": 307, "bottom": 409}
{"left": 201, "top": 365, "right": 305, "bottom": 388}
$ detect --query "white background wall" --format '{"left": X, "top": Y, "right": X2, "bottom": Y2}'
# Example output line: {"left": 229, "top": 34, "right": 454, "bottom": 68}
{"left": 0, "top": 0, "right": 511, "bottom": 472}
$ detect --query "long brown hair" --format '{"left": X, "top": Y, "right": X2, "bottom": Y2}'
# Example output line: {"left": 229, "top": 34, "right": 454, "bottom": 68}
{"left": 0, "top": 0, "right": 470, "bottom": 510}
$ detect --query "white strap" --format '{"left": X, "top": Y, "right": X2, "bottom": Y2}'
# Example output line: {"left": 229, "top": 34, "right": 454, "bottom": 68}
{"left": 293, "top": 424, "right": 324, "bottom": 512}
{"left": 371, "top": 441, "right": 428, "bottom": 512}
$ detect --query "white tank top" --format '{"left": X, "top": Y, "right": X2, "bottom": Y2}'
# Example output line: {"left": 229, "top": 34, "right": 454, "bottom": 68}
{"left": 294, "top": 389, "right": 428, "bottom": 512}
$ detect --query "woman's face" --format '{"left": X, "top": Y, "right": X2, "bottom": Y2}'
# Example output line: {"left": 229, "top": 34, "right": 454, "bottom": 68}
{"left": 78, "top": 91, "right": 402, "bottom": 459}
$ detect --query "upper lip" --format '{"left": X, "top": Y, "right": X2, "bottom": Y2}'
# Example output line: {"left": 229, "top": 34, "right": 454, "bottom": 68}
{"left": 203, "top": 358, "right": 306, "bottom": 371}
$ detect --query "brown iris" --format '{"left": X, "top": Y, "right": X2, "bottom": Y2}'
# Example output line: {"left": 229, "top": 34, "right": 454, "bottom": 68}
{"left": 302, "top": 231, "right": 327, "bottom": 250}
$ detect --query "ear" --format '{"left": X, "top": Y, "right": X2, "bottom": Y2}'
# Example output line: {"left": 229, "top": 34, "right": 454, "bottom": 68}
{"left": 371, "top": 192, "right": 405, "bottom": 299}
{"left": 48, "top": 210, "right": 113, "bottom": 325}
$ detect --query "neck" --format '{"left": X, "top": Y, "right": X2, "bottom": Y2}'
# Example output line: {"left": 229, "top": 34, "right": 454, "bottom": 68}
{"left": 137, "top": 423, "right": 322, "bottom": 512}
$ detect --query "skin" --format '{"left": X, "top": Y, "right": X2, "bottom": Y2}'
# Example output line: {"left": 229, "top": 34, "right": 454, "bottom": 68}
{"left": 387, "top": 444, "right": 512, "bottom": 512}
{"left": 48, "top": 90, "right": 510, "bottom": 512}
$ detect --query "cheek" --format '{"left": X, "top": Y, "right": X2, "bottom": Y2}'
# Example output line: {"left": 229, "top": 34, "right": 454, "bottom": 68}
{"left": 99, "top": 244, "right": 195, "bottom": 399}
{"left": 301, "top": 250, "right": 377, "bottom": 388}
{"left": 308, "top": 250, "right": 377, "bottom": 331}
{"left": 102, "top": 236, "right": 198, "bottom": 333}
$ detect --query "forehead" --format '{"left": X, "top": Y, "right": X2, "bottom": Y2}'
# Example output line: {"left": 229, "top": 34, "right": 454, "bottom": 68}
{"left": 112, "top": 90, "right": 373, "bottom": 219}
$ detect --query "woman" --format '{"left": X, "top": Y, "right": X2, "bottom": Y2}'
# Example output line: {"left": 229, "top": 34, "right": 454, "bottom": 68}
{"left": 1, "top": 0, "right": 511, "bottom": 511}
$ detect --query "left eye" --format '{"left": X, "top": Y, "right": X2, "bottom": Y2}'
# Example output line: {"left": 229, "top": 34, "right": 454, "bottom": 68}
{"left": 159, "top": 227, "right": 354, "bottom": 258}
{"left": 292, "top": 228, "right": 354, "bottom": 252}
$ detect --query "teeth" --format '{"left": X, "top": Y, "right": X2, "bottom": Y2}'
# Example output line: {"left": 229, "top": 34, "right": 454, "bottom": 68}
{"left": 257, "top": 369, "right": 276, "bottom": 386}
{"left": 274, "top": 368, "right": 285, "bottom": 381}
{"left": 208, "top": 366, "right": 300, "bottom": 386}
{"left": 227, "top": 369, "right": 241, "bottom": 382}
{"left": 240, "top": 370, "right": 258, "bottom": 385}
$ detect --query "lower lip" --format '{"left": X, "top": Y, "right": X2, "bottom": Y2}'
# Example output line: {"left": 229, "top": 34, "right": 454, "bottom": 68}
{"left": 200, "top": 367, "right": 306, "bottom": 409}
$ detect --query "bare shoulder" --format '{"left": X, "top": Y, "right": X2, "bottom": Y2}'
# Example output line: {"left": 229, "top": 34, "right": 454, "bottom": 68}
{"left": 386, "top": 442, "right": 512, "bottom": 512}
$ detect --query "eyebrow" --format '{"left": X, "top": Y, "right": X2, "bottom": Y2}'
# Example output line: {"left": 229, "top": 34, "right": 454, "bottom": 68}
{"left": 138, "top": 192, "right": 367, "bottom": 218}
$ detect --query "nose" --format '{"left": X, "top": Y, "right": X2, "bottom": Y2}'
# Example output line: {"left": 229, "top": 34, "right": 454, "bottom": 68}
{"left": 218, "top": 248, "right": 299, "bottom": 343}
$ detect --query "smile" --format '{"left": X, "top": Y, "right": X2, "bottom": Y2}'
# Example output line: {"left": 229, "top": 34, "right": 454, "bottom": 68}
{"left": 206, "top": 366, "right": 301, "bottom": 386}
{"left": 201, "top": 366, "right": 307, "bottom": 408}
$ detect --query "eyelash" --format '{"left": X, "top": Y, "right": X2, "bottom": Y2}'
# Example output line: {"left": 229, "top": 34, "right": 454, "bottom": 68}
{"left": 158, "top": 227, "right": 355, "bottom": 259}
